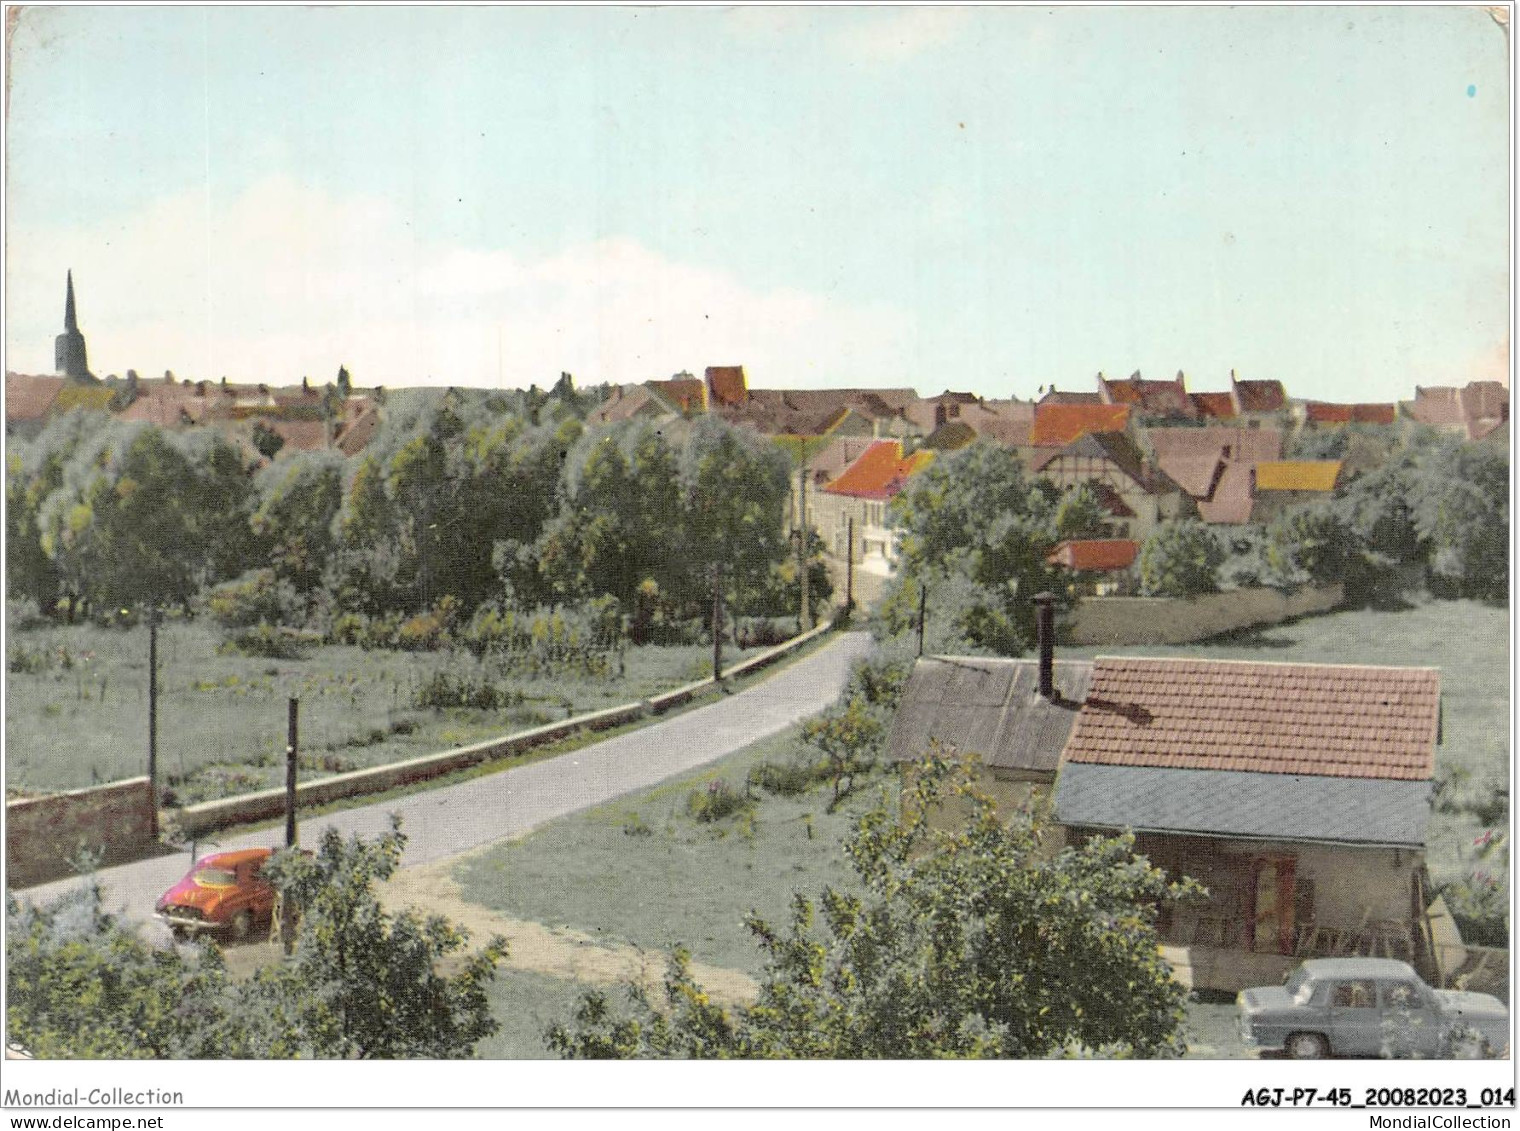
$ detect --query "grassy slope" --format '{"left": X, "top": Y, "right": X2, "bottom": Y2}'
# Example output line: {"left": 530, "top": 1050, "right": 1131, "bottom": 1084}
{"left": 4, "top": 619, "right": 759, "bottom": 798}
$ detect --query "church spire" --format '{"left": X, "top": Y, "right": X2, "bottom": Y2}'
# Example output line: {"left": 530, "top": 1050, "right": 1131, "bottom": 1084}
{"left": 55, "top": 270, "right": 92, "bottom": 381}
{"left": 64, "top": 270, "right": 78, "bottom": 332}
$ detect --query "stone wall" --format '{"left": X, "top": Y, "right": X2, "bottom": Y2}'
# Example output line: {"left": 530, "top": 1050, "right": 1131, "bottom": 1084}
{"left": 1061, "top": 583, "right": 1344, "bottom": 647}
{"left": 6, "top": 777, "right": 158, "bottom": 888}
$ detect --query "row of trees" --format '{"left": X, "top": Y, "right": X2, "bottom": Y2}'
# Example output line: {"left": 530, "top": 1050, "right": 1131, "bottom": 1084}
{"left": 6, "top": 391, "right": 830, "bottom": 638}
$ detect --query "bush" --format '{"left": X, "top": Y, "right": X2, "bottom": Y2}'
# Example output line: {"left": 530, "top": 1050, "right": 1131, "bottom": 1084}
{"left": 222, "top": 624, "right": 311, "bottom": 659}
{"left": 413, "top": 670, "right": 524, "bottom": 711}
{"left": 1138, "top": 520, "right": 1224, "bottom": 597}
{"left": 204, "top": 569, "right": 302, "bottom": 630}
{"left": 732, "top": 616, "right": 794, "bottom": 649}
{"left": 460, "top": 602, "right": 616, "bottom": 677}
{"left": 747, "top": 757, "right": 827, "bottom": 797}
{"left": 685, "top": 779, "right": 753, "bottom": 824}
{"left": 396, "top": 611, "right": 447, "bottom": 651}
{"left": 1443, "top": 873, "right": 1508, "bottom": 948}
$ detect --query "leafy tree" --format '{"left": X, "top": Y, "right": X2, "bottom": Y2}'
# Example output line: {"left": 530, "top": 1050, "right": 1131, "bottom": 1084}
{"left": 251, "top": 450, "right": 346, "bottom": 593}
{"left": 1265, "top": 502, "right": 1354, "bottom": 588}
{"left": 1137, "top": 520, "right": 1224, "bottom": 597}
{"left": 256, "top": 817, "right": 506, "bottom": 1058}
{"left": 1054, "top": 482, "right": 1109, "bottom": 541}
{"left": 548, "top": 752, "right": 1199, "bottom": 1059}
{"left": 35, "top": 423, "right": 256, "bottom": 612}
{"left": 800, "top": 695, "right": 886, "bottom": 812}
{"left": 250, "top": 420, "right": 286, "bottom": 461}
{"left": 1406, "top": 440, "right": 1508, "bottom": 600}
{"left": 336, "top": 365, "right": 353, "bottom": 397}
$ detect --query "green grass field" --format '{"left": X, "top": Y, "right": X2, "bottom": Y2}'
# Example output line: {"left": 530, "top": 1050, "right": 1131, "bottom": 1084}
{"left": 4, "top": 618, "right": 761, "bottom": 802}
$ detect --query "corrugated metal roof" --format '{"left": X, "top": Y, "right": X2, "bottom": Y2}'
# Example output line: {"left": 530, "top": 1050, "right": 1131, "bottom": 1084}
{"left": 1053, "top": 763, "right": 1431, "bottom": 848}
{"left": 886, "top": 656, "right": 1092, "bottom": 776}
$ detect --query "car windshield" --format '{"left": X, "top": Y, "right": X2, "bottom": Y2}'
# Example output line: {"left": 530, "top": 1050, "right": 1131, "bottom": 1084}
{"left": 1284, "top": 969, "right": 1316, "bottom": 1005}
{"left": 192, "top": 867, "right": 237, "bottom": 887}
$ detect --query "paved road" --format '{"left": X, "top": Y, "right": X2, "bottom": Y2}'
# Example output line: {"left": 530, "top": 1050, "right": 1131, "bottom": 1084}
{"left": 22, "top": 631, "right": 877, "bottom": 933}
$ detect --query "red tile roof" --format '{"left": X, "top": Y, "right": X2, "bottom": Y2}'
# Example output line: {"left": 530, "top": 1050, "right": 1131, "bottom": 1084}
{"left": 4, "top": 373, "right": 65, "bottom": 423}
{"left": 1047, "top": 539, "right": 1140, "bottom": 572}
{"left": 1306, "top": 402, "right": 1397, "bottom": 425}
{"left": 1099, "top": 372, "right": 1194, "bottom": 418}
{"left": 823, "top": 440, "right": 933, "bottom": 500}
{"left": 1231, "top": 378, "right": 1287, "bottom": 413}
{"left": 1189, "top": 391, "right": 1238, "bottom": 419}
{"left": 704, "top": 365, "right": 748, "bottom": 408}
{"left": 1063, "top": 657, "right": 1439, "bottom": 781}
{"left": 1030, "top": 403, "right": 1131, "bottom": 446}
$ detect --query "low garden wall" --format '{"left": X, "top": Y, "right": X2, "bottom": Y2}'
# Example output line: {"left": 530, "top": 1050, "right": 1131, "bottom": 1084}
{"left": 1061, "top": 584, "right": 1344, "bottom": 647}
{"left": 5, "top": 777, "right": 158, "bottom": 888}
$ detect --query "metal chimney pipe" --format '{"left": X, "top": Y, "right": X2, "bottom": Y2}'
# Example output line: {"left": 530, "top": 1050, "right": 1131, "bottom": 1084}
{"left": 1035, "top": 592, "right": 1055, "bottom": 699}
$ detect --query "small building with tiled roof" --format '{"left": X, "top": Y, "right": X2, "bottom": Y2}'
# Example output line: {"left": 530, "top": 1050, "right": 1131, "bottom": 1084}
{"left": 1052, "top": 655, "right": 1441, "bottom": 991}
{"left": 1047, "top": 539, "right": 1140, "bottom": 595}
{"left": 810, "top": 439, "right": 932, "bottom": 576}
{"left": 1029, "top": 402, "right": 1132, "bottom": 447}
{"left": 1144, "top": 426, "right": 1284, "bottom": 526}
{"left": 1098, "top": 370, "right": 1197, "bottom": 421}
{"left": 1028, "top": 430, "right": 1185, "bottom": 540}
{"left": 1249, "top": 460, "right": 1343, "bottom": 522}
{"left": 1189, "top": 391, "right": 1238, "bottom": 420}
{"left": 1401, "top": 382, "right": 1509, "bottom": 444}
{"left": 1229, "top": 372, "right": 1289, "bottom": 419}
{"left": 704, "top": 365, "right": 748, "bottom": 408}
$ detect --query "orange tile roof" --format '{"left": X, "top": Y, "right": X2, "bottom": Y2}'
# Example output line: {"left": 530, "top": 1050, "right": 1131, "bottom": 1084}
{"left": 1254, "top": 460, "right": 1342, "bottom": 492}
{"left": 1305, "top": 402, "right": 1396, "bottom": 425}
{"left": 1062, "top": 657, "right": 1439, "bottom": 780}
{"left": 823, "top": 440, "right": 933, "bottom": 500}
{"left": 1047, "top": 539, "right": 1140, "bottom": 572}
{"left": 1231, "top": 378, "right": 1287, "bottom": 413}
{"left": 1029, "top": 403, "right": 1131, "bottom": 446}
{"left": 647, "top": 378, "right": 707, "bottom": 414}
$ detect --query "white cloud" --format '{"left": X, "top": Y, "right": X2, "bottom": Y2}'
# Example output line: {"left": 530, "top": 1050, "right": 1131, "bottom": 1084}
{"left": 836, "top": 7, "right": 972, "bottom": 63}
{"left": 6, "top": 177, "right": 913, "bottom": 389}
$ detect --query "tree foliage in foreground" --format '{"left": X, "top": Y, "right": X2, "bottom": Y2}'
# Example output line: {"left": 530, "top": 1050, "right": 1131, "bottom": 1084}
{"left": 5, "top": 819, "right": 505, "bottom": 1059}
{"left": 547, "top": 753, "right": 1201, "bottom": 1059}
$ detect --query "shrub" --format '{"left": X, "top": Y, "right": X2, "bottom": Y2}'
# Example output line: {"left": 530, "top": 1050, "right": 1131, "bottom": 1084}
{"left": 413, "top": 670, "right": 523, "bottom": 711}
{"left": 733, "top": 617, "right": 794, "bottom": 649}
{"left": 685, "top": 779, "right": 752, "bottom": 824}
{"left": 222, "top": 624, "right": 311, "bottom": 659}
{"left": 1443, "top": 873, "right": 1508, "bottom": 947}
{"left": 747, "top": 758, "right": 826, "bottom": 797}
{"left": 460, "top": 601, "right": 616, "bottom": 676}
{"left": 205, "top": 569, "right": 302, "bottom": 629}
{"left": 396, "top": 611, "right": 447, "bottom": 651}
{"left": 1138, "top": 520, "right": 1224, "bottom": 597}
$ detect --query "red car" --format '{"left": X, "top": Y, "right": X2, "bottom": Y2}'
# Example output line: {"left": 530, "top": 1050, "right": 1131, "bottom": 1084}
{"left": 155, "top": 847, "right": 276, "bottom": 941}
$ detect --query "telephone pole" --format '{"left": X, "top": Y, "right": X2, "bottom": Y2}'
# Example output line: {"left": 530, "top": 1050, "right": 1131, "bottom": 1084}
{"left": 147, "top": 606, "right": 159, "bottom": 836}
{"left": 797, "top": 463, "right": 811, "bottom": 633}
{"left": 711, "top": 561, "right": 724, "bottom": 681}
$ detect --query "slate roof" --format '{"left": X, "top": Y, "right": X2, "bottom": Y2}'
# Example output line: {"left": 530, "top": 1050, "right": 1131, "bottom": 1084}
{"left": 1038, "top": 389, "right": 1104, "bottom": 406}
{"left": 886, "top": 656, "right": 1093, "bottom": 777}
{"left": 4, "top": 373, "right": 65, "bottom": 423}
{"left": 1030, "top": 403, "right": 1132, "bottom": 447}
{"left": 1062, "top": 657, "right": 1439, "bottom": 781}
{"left": 1306, "top": 402, "right": 1397, "bottom": 426}
{"left": 1048, "top": 539, "right": 1140, "bottom": 572}
{"left": 1053, "top": 763, "right": 1432, "bottom": 848}
{"left": 1254, "top": 460, "right": 1342, "bottom": 492}
{"left": 823, "top": 440, "right": 933, "bottom": 500}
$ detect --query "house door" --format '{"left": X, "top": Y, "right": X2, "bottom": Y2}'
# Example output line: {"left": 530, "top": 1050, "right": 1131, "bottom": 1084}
{"left": 1251, "top": 857, "right": 1297, "bottom": 954}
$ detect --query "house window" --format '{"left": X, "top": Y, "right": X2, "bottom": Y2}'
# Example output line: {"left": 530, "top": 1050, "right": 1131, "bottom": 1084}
{"left": 1332, "top": 981, "right": 1377, "bottom": 1009}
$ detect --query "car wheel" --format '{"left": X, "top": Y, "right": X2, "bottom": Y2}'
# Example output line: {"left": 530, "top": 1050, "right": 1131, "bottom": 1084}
{"left": 1286, "top": 1032, "right": 1329, "bottom": 1059}
{"left": 230, "top": 910, "right": 253, "bottom": 942}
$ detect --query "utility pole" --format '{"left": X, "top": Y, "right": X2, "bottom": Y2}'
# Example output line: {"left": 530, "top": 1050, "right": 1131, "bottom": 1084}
{"left": 284, "top": 698, "right": 299, "bottom": 848}
{"left": 711, "top": 561, "right": 724, "bottom": 681}
{"left": 917, "top": 583, "right": 928, "bottom": 657}
{"left": 147, "top": 606, "right": 159, "bottom": 836}
{"left": 797, "top": 463, "right": 811, "bottom": 633}
{"left": 845, "top": 517, "right": 855, "bottom": 613}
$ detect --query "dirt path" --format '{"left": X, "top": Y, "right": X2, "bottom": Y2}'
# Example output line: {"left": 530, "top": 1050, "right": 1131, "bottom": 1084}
{"left": 379, "top": 851, "right": 761, "bottom": 1007}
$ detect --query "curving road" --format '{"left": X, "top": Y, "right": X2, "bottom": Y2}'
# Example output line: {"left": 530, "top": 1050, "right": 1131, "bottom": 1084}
{"left": 21, "top": 631, "right": 877, "bottom": 932}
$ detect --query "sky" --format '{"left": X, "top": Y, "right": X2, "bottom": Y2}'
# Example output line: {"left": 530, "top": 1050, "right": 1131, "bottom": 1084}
{"left": 4, "top": 5, "right": 1511, "bottom": 399}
